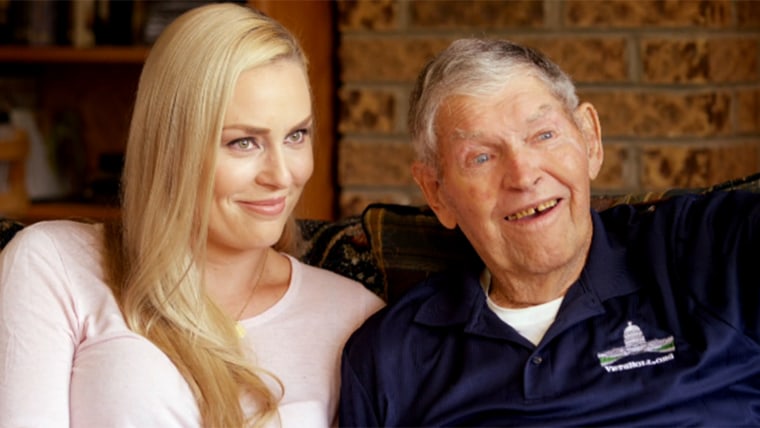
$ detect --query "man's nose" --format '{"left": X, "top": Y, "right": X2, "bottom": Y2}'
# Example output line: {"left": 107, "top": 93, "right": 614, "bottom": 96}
{"left": 501, "top": 146, "right": 540, "bottom": 190}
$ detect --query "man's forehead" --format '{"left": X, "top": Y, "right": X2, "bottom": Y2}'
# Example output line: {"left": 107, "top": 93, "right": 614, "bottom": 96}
{"left": 440, "top": 100, "right": 558, "bottom": 140}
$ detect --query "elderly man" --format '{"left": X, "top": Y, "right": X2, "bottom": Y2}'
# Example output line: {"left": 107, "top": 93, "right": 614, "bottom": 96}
{"left": 338, "top": 38, "right": 760, "bottom": 426}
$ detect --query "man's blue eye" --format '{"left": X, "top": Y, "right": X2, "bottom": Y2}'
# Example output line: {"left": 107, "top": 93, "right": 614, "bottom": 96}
{"left": 538, "top": 131, "right": 554, "bottom": 141}
{"left": 474, "top": 153, "right": 490, "bottom": 164}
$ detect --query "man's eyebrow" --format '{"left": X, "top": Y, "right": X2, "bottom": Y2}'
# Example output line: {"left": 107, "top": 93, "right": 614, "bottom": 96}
{"left": 451, "top": 128, "right": 482, "bottom": 141}
{"left": 449, "top": 104, "right": 555, "bottom": 141}
{"left": 526, "top": 104, "right": 553, "bottom": 123}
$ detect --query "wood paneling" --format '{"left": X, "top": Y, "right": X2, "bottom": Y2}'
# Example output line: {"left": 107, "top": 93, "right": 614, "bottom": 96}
{"left": 251, "top": 0, "right": 336, "bottom": 220}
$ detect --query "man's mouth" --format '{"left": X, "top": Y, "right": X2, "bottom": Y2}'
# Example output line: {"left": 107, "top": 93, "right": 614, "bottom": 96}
{"left": 504, "top": 199, "right": 559, "bottom": 221}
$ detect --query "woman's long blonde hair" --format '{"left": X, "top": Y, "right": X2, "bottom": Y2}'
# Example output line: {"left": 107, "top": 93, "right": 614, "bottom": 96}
{"left": 104, "top": 3, "right": 308, "bottom": 426}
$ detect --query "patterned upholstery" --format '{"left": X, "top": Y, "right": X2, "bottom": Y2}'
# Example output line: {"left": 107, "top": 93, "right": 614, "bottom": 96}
{"left": 298, "top": 217, "right": 384, "bottom": 297}
{"left": 0, "top": 219, "right": 24, "bottom": 250}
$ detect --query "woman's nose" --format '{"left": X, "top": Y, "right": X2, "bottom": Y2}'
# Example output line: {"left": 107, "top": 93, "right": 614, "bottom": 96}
{"left": 257, "top": 148, "right": 291, "bottom": 188}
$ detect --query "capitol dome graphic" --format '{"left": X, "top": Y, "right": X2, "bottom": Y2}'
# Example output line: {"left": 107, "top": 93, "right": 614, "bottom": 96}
{"left": 623, "top": 321, "right": 647, "bottom": 353}
{"left": 597, "top": 321, "right": 675, "bottom": 367}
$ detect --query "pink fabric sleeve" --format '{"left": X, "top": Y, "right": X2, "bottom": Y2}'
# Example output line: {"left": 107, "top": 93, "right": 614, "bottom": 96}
{"left": 0, "top": 225, "right": 81, "bottom": 427}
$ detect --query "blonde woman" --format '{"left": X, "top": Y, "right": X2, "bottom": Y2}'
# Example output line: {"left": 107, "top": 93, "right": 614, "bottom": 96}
{"left": 0, "top": 3, "right": 383, "bottom": 427}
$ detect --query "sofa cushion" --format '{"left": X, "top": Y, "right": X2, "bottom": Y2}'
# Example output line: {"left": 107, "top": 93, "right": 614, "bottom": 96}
{"left": 298, "top": 217, "right": 383, "bottom": 297}
{"left": 361, "top": 203, "right": 481, "bottom": 303}
{"left": 0, "top": 219, "right": 24, "bottom": 250}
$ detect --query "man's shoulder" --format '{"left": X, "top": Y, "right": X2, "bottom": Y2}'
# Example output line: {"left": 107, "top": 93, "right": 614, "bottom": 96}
{"left": 344, "top": 270, "right": 479, "bottom": 356}
{"left": 349, "top": 276, "right": 439, "bottom": 337}
{"left": 598, "top": 188, "right": 760, "bottom": 220}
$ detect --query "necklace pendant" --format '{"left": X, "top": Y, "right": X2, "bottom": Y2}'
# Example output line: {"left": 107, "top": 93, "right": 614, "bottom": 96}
{"left": 236, "top": 322, "right": 246, "bottom": 338}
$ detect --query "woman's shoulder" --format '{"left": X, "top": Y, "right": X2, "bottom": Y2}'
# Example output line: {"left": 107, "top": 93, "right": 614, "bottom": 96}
{"left": 9, "top": 220, "right": 100, "bottom": 248}
{"left": 3, "top": 220, "right": 103, "bottom": 266}
{"left": 292, "top": 256, "right": 369, "bottom": 289}
{"left": 0, "top": 220, "right": 111, "bottom": 325}
{"left": 289, "top": 255, "right": 385, "bottom": 306}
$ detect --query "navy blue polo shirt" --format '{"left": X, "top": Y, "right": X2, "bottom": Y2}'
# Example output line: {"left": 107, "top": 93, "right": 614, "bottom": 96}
{"left": 339, "top": 191, "right": 760, "bottom": 427}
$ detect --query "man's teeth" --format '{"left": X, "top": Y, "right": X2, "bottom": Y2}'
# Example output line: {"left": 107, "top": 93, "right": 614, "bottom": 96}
{"left": 505, "top": 199, "right": 558, "bottom": 221}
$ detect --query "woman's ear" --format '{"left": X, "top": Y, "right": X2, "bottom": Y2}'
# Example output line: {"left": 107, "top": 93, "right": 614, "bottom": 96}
{"left": 411, "top": 161, "right": 457, "bottom": 229}
{"left": 574, "top": 102, "right": 604, "bottom": 180}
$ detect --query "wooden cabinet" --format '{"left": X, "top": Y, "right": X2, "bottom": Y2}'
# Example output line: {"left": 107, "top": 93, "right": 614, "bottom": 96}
{"left": 0, "top": 0, "right": 336, "bottom": 222}
{"left": 0, "top": 46, "right": 144, "bottom": 222}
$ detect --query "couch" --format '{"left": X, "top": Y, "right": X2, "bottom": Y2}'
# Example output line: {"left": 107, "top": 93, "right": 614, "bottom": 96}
{"left": 2, "top": 172, "right": 760, "bottom": 303}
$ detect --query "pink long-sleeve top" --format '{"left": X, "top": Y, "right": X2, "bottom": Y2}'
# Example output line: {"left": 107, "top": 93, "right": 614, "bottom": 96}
{"left": 0, "top": 220, "right": 384, "bottom": 427}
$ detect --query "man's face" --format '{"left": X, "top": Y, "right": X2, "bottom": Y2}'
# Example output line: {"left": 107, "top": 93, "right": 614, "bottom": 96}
{"left": 413, "top": 74, "right": 603, "bottom": 279}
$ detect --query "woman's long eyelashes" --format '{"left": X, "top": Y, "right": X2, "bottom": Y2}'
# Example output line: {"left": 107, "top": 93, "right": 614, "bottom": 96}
{"left": 227, "top": 136, "right": 260, "bottom": 151}
{"left": 286, "top": 128, "right": 311, "bottom": 144}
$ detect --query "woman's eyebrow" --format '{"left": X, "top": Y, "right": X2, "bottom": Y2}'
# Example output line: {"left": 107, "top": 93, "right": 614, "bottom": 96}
{"left": 222, "top": 124, "right": 269, "bottom": 135}
{"left": 223, "top": 114, "right": 314, "bottom": 135}
{"left": 290, "top": 115, "right": 314, "bottom": 131}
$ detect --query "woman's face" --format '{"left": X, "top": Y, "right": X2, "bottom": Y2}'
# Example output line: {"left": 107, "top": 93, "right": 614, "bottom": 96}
{"left": 208, "top": 60, "right": 313, "bottom": 255}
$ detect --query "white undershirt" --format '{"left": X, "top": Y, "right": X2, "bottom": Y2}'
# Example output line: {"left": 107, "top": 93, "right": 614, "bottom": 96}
{"left": 480, "top": 269, "right": 563, "bottom": 346}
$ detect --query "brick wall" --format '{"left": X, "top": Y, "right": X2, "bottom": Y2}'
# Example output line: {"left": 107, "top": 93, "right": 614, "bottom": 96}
{"left": 335, "top": 0, "right": 760, "bottom": 217}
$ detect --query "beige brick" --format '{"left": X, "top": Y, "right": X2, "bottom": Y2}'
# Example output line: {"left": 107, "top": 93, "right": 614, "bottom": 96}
{"left": 340, "top": 36, "right": 628, "bottom": 83}
{"left": 641, "top": 37, "right": 759, "bottom": 83}
{"left": 339, "top": 37, "right": 451, "bottom": 82}
{"left": 564, "top": 0, "right": 732, "bottom": 28}
{"left": 528, "top": 37, "right": 629, "bottom": 83}
{"left": 737, "top": 90, "right": 760, "bottom": 134}
{"left": 338, "top": 140, "right": 416, "bottom": 186}
{"left": 592, "top": 143, "right": 634, "bottom": 191}
{"left": 640, "top": 142, "right": 759, "bottom": 190}
{"left": 337, "top": 88, "right": 397, "bottom": 133}
{"left": 581, "top": 91, "right": 732, "bottom": 138}
{"left": 333, "top": 0, "right": 760, "bottom": 208}
{"left": 736, "top": 1, "right": 760, "bottom": 28}
{"left": 339, "top": 188, "right": 425, "bottom": 218}
{"left": 409, "top": 0, "right": 544, "bottom": 29}
{"left": 336, "top": 0, "right": 400, "bottom": 31}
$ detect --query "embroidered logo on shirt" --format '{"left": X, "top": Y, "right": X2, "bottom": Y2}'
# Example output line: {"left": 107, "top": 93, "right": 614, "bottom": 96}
{"left": 596, "top": 321, "right": 675, "bottom": 373}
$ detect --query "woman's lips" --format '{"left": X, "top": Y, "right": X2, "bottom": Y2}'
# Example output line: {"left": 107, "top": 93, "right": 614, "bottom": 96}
{"left": 239, "top": 197, "right": 286, "bottom": 216}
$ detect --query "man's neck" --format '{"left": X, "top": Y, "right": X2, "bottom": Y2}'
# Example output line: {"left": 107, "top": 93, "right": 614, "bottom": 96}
{"left": 487, "top": 249, "right": 587, "bottom": 309}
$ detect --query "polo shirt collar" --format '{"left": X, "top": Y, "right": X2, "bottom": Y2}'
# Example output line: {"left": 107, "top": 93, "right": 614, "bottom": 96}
{"left": 412, "top": 210, "right": 640, "bottom": 340}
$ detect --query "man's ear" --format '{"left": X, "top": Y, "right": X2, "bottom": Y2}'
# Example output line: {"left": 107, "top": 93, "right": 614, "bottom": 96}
{"left": 411, "top": 161, "right": 457, "bottom": 229}
{"left": 574, "top": 102, "right": 604, "bottom": 180}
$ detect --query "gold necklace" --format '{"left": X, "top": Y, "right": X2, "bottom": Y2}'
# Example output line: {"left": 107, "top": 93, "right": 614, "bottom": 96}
{"left": 235, "top": 249, "right": 269, "bottom": 338}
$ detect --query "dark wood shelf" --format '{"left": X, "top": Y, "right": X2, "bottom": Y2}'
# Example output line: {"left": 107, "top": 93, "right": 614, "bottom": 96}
{"left": 0, "top": 45, "right": 150, "bottom": 64}
{"left": 24, "top": 202, "right": 120, "bottom": 223}
{"left": 0, "top": 45, "right": 144, "bottom": 222}
{"left": 1, "top": 1, "right": 336, "bottom": 221}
